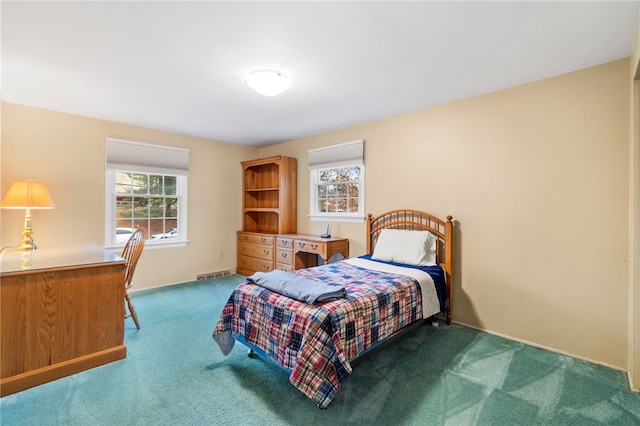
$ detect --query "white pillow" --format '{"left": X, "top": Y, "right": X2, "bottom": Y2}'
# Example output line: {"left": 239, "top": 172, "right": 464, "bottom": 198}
{"left": 371, "top": 229, "right": 437, "bottom": 266}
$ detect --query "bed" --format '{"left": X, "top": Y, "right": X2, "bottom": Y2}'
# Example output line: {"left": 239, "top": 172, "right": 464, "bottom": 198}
{"left": 213, "top": 209, "right": 454, "bottom": 408}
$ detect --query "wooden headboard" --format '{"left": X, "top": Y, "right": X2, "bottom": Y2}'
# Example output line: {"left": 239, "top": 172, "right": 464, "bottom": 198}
{"left": 365, "top": 209, "right": 454, "bottom": 324}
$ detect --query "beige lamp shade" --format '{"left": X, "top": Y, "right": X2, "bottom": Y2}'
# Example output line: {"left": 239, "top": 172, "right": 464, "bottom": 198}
{"left": 1, "top": 180, "right": 55, "bottom": 209}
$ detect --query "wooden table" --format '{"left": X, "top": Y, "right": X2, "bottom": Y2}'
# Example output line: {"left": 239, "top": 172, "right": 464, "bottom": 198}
{"left": 0, "top": 244, "right": 127, "bottom": 396}
{"left": 275, "top": 234, "right": 349, "bottom": 271}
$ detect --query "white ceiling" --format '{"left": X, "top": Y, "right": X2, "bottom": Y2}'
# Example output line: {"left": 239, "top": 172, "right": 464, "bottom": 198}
{"left": 2, "top": 1, "right": 639, "bottom": 147}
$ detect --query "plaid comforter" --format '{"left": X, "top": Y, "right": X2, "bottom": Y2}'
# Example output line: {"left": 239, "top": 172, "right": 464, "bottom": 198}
{"left": 212, "top": 261, "right": 424, "bottom": 408}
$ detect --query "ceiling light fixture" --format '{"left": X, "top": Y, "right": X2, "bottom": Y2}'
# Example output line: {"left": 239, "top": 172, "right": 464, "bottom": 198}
{"left": 244, "top": 69, "right": 291, "bottom": 96}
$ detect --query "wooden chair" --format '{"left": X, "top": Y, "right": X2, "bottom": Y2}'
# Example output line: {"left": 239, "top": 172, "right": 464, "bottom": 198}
{"left": 121, "top": 227, "right": 146, "bottom": 329}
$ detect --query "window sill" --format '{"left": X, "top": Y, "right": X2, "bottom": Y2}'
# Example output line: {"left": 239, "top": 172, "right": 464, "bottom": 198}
{"left": 104, "top": 239, "right": 189, "bottom": 253}
{"left": 308, "top": 214, "right": 365, "bottom": 223}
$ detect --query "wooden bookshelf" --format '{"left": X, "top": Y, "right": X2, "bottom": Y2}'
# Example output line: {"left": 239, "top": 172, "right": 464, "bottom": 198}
{"left": 238, "top": 156, "right": 297, "bottom": 275}
{"left": 241, "top": 156, "right": 296, "bottom": 234}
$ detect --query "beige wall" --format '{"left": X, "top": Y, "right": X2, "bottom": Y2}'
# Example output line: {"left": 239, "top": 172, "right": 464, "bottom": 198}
{"left": 1, "top": 59, "right": 633, "bottom": 375}
{"left": 1, "top": 103, "right": 259, "bottom": 290}
{"left": 261, "top": 60, "right": 631, "bottom": 370}
{"left": 630, "top": 23, "right": 640, "bottom": 391}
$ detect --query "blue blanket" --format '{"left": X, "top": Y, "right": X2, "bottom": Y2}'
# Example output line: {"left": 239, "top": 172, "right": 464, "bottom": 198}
{"left": 359, "top": 254, "right": 447, "bottom": 311}
{"left": 247, "top": 269, "right": 346, "bottom": 304}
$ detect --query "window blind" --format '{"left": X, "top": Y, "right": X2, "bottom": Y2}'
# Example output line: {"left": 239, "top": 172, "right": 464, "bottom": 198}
{"left": 308, "top": 139, "right": 364, "bottom": 170}
{"left": 106, "top": 138, "right": 190, "bottom": 176}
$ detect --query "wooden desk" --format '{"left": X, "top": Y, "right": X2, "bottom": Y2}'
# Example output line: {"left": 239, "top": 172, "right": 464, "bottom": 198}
{"left": 275, "top": 234, "right": 349, "bottom": 271}
{"left": 0, "top": 244, "right": 127, "bottom": 396}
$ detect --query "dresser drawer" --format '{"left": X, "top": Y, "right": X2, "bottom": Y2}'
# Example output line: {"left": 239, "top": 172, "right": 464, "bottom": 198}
{"left": 237, "top": 255, "right": 273, "bottom": 274}
{"left": 294, "top": 240, "right": 325, "bottom": 256}
{"left": 237, "top": 241, "right": 274, "bottom": 261}
{"left": 237, "top": 233, "right": 275, "bottom": 246}
{"left": 275, "top": 247, "right": 293, "bottom": 266}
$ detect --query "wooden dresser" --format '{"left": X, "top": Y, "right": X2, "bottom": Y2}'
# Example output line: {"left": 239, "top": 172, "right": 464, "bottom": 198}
{"left": 236, "top": 232, "right": 276, "bottom": 276}
{"left": 0, "top": 244, "right": 127, "bottom": 396}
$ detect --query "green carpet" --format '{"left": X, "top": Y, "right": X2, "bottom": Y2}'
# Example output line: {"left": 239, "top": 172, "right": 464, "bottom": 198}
{"left": 1, "top": 275, "right": 639, "bottom": 425}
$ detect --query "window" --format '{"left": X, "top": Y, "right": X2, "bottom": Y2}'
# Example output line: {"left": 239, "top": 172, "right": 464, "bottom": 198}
{"left": 112, "top": 171, "right": 181, "bottom": 242}
{"left": 309, "top": 140, "right": 365, "bottom": 222}
{"left": 105, "top": 139, "right": 189, "bottom": 248}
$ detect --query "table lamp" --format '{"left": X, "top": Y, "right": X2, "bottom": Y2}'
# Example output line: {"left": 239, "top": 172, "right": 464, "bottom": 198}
{"left": 1, "top": 180, "right": 55, "bottom": 250}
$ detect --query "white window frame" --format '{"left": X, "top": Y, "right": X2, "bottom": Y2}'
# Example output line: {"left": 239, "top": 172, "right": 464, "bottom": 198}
{"left": 308, "top": 140, "right": 365, "bottom": 223}
{"left": 105, "top": 138, "right": 189, "bottom": 250}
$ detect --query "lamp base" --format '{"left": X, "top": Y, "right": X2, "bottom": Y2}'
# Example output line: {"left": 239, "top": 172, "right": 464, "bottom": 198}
{"left": 16, "top": 208, "right": 38, "bottom": 251}
{"left": 16, "top": 238, "right": 37, "bottom": 251}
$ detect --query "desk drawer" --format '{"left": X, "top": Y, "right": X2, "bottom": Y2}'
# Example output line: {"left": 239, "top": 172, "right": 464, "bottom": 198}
{"left": 238, "top": 241, "right": 273, "bottom": 261}
{"left": 276, "top": 237, "right": 294, "bottom": 249}
{"left": 237, "top": 255, "right": 273, "bottom": 274}
{"left": 294, "top": 240, "right": 325, "bottom": 256}
{"left": 238, "top": 233, "right": 275, "bottom": 246}
{"left": 275, "top": 263, "right": 293, "bottom": 272}
{"left": 275, "top": 247, "right": 293, "bottom": 266}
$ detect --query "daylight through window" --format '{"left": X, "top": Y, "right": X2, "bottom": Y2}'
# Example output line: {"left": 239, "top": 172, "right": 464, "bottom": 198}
{"left": 316, "top": 166, "right": 362, "bottom": 213}
{"left": 309, "top": 140, "right": 365, "bottom": 222}
{"left": 115, "top": 172, "right": 178, "bottom": 243}
{"left": 105, "top": 138, "right": 189, "bottom": 247}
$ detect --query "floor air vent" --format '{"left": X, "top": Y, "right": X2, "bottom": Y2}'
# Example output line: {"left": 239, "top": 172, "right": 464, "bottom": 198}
{"left": 196, "top": 270, "right": 231, "bottom": 280}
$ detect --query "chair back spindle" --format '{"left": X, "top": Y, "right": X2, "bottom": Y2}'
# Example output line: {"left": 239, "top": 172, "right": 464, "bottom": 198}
{"left": 121, "top": 227, "right": 146, "bottom": 328}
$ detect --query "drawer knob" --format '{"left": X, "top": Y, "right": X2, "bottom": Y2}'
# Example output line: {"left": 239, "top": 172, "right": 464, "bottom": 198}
{"left": 264, "top": 250, "right": 270, "bottom": 255}
{"left": 311, "top": 244, "right": 318, "bottom": 250}
{"left": 281, "top": 253, "right": 288, "bottom": 258}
